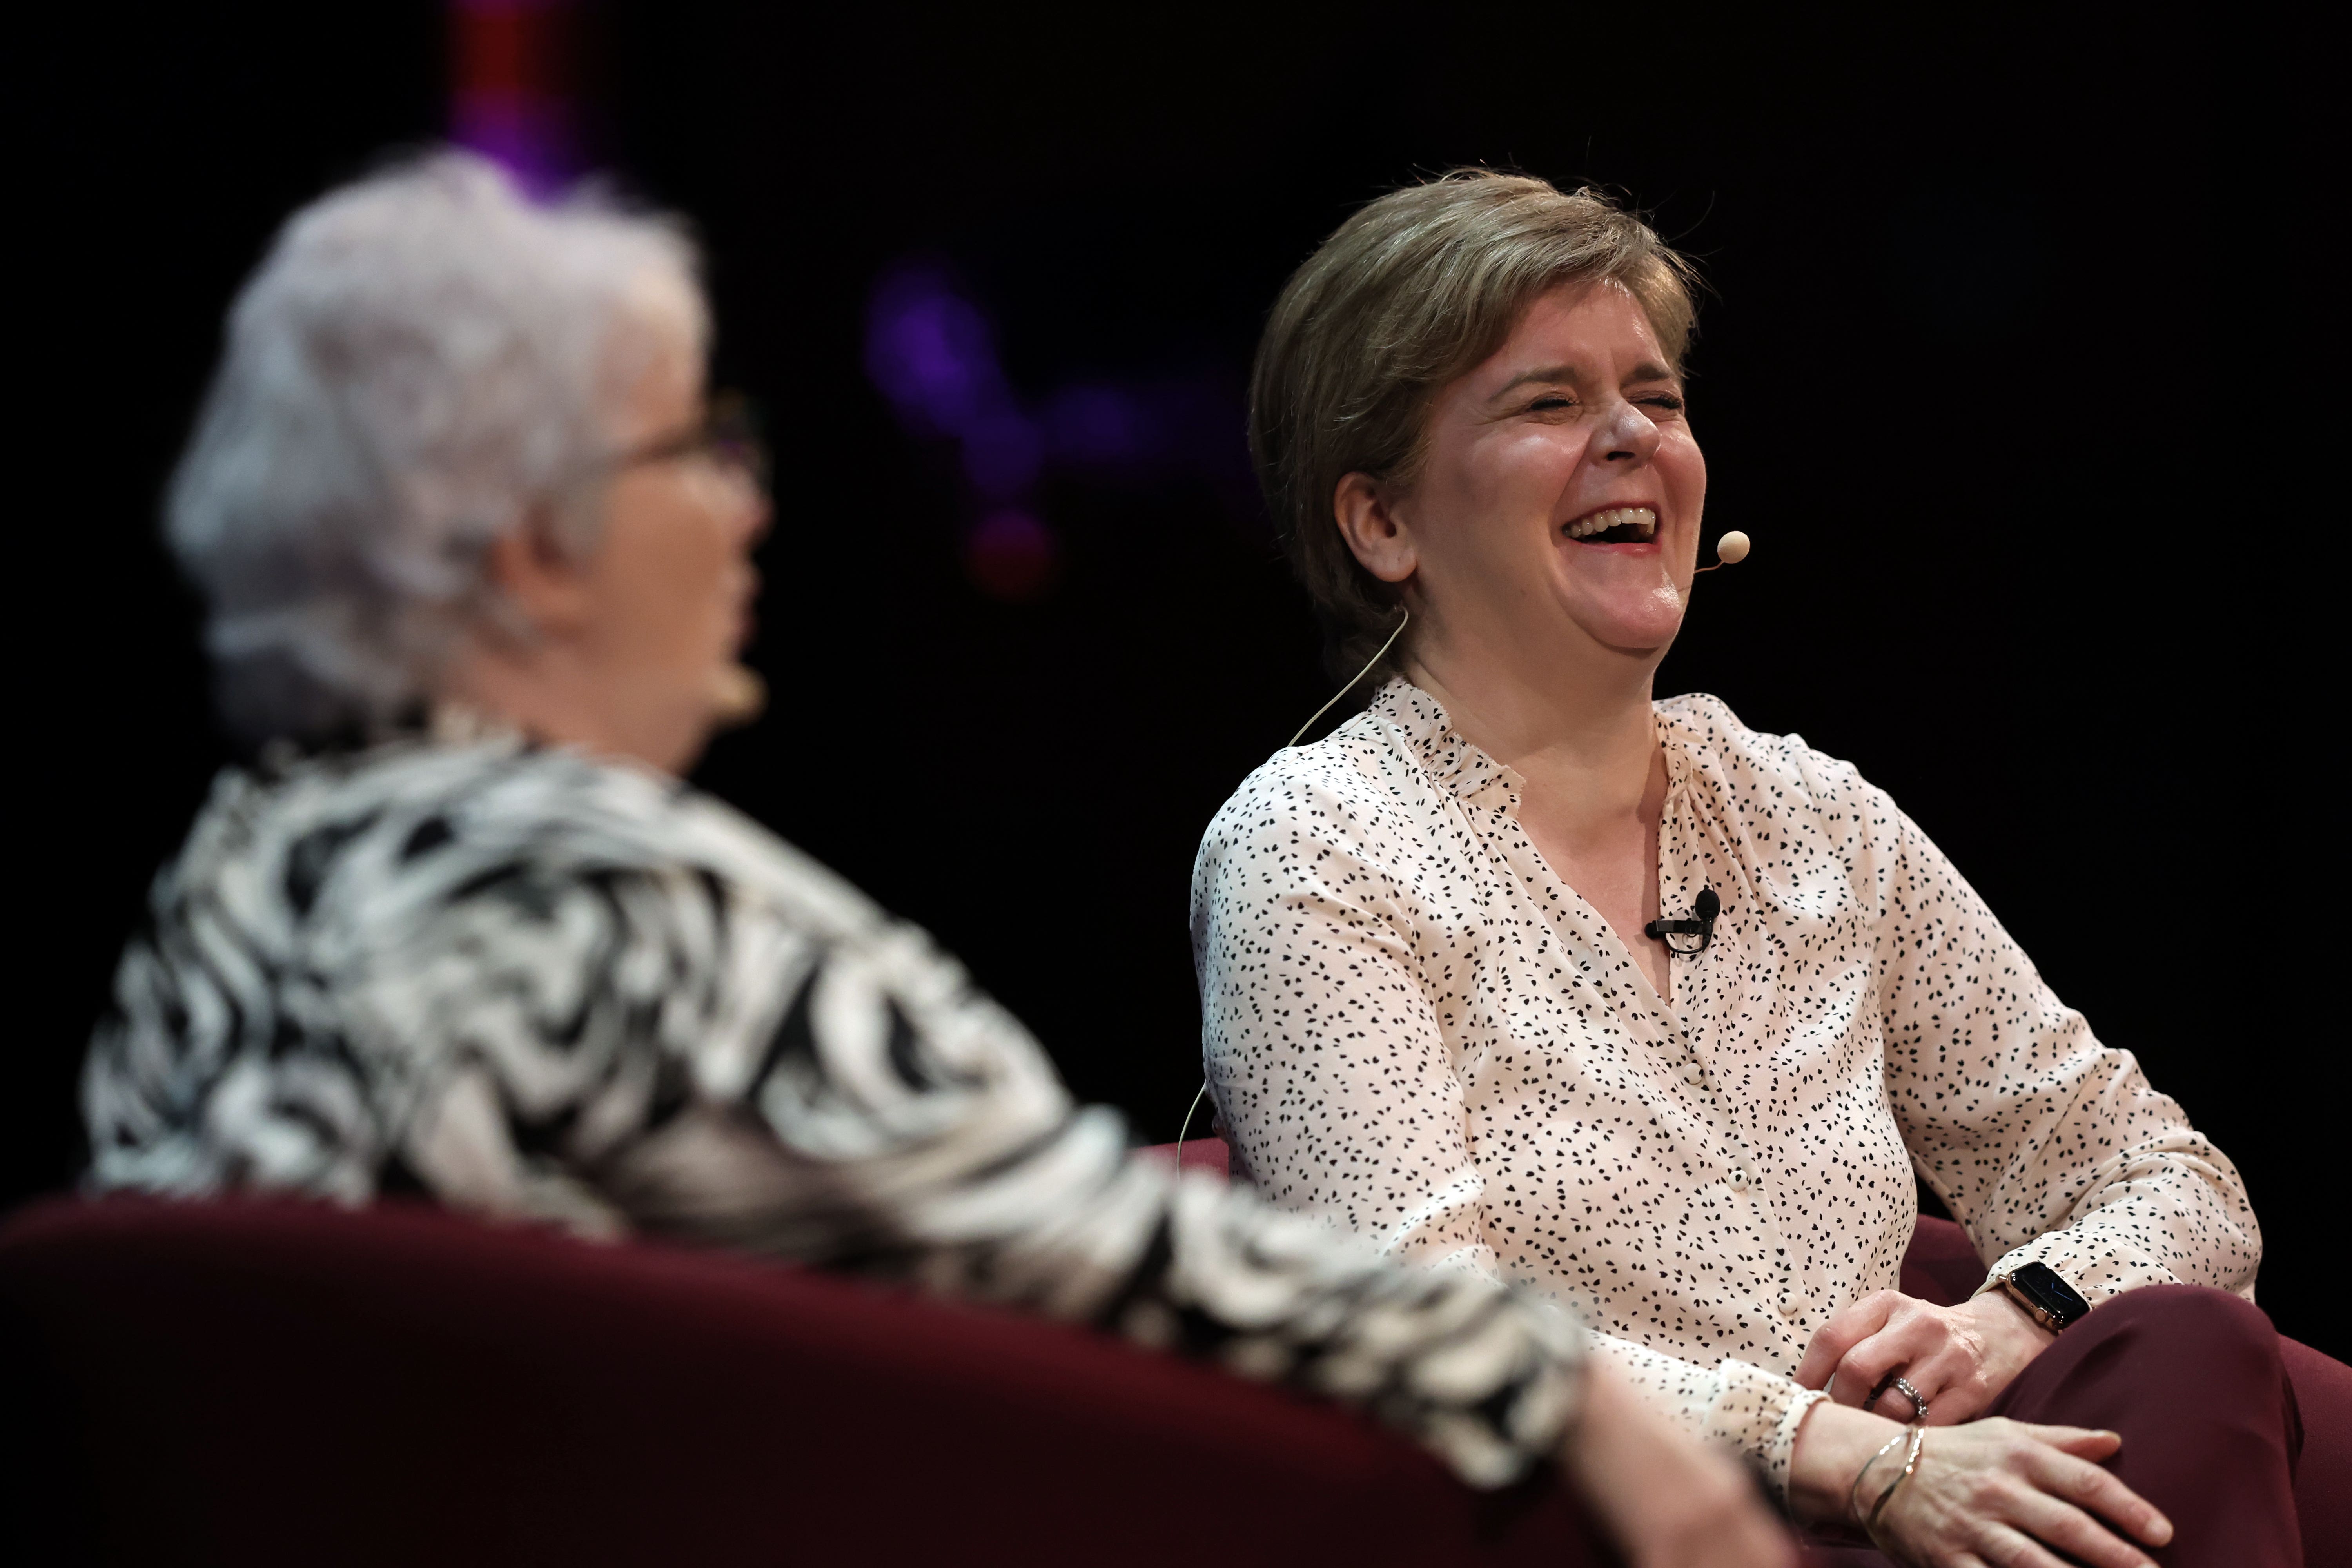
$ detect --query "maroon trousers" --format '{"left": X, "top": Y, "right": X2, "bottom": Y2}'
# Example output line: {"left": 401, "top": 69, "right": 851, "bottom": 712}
{"left": 1809, "top": 1285, "right": 2348, "bottom": 1568}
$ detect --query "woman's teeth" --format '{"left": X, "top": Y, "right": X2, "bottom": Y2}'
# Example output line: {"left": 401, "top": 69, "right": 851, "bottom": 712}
{"left": 1565, "top": 506, "right": 1658, "bottom": 541}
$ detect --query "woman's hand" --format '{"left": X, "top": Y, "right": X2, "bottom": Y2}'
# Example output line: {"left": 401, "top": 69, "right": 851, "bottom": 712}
{"left": 1564, "top": 1360, "right": 1797, "bottom": 1568}
{"left": 1795, "top": 1289, "right": 2053, "bottom": 1425}
{"left": 1790, "top": 1402, "right": 2172, "bottom": 1568}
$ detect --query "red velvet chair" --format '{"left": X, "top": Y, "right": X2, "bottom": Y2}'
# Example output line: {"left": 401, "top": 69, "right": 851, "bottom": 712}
{"left": 5, "top": 1140, "right": 2343, "bottom": 1567}
{"left": 0, "top": 1171, "right": 1609, "bottom": 1567}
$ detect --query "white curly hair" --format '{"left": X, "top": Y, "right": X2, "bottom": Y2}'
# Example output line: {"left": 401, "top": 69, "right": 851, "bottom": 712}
{"left": 167, "top": 150, "right": 705, "bottom": 744}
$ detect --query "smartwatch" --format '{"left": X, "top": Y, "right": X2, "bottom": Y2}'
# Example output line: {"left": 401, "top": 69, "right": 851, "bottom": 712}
{"left": 1990, "top": 1261, "right": 2091, "bottom": 1332}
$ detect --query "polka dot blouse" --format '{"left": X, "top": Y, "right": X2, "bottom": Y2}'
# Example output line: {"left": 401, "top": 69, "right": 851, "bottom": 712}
{"left": 1191, "top": 678, "right": 2260, "bottom": 1489}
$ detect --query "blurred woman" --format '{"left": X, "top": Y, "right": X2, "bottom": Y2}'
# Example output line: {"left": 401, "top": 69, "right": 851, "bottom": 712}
{"left": 82, "top": 153, "right": 1790, "bottom": 1568}
{"left": 1194, "top": 171, "right": 2307, "bottom": 1564}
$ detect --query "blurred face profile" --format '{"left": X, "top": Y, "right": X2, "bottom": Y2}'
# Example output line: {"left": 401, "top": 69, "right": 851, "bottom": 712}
{"left": 1399, "top": 279, "right": 1707, "bottom": 663}
{"left": 564, "top": 296, "right": 769, "bottom": 771}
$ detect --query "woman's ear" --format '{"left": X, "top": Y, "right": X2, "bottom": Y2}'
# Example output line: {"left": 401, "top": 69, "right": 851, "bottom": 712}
{"left": 480, "top": 505, "right": 597, "bottom": 642}
{"left": 1333, "top": 472, "right": 1417, "bottom": 584}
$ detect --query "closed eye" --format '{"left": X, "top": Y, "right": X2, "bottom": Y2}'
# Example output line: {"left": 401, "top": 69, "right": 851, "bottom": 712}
{"left": 1637, "top": 393, "right": 1686, "bottom": 413}
{"left": 1527, "top": 394, "right": 1576, "bottom": 413}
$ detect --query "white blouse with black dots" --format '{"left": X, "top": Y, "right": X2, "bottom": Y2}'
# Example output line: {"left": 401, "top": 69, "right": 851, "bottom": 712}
{"left": 1191, "top": 677, "right": 2259, "bottom": 1491}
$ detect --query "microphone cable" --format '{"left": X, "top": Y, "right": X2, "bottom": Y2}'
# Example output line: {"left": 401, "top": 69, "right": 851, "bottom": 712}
{"left": 1174, "top": 611, "right": 1412, "bottom": 1165}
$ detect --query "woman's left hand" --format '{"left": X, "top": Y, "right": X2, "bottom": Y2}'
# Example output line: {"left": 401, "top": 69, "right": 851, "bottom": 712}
{"left": 1793, "top": 1289, "right": 2055, "bottom": 1425}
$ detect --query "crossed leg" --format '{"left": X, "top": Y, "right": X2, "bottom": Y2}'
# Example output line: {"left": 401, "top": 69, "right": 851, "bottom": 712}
{"left": 1804, "top": 1285, "right": 2307, "bottom": 1568}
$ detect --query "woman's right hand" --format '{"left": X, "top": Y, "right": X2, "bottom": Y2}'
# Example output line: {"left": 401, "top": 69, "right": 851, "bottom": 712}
{"left": 1791, "top": 1402, "right": 2174, "bottom": 1568}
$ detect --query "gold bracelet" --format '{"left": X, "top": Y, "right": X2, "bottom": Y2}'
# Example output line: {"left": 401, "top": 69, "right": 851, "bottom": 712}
{"left": 1866, "top": 1423, "right": 1927, "bottom": 1537}
{"left": 1846, "top": 1425, "right": 1910, "bottom": 1529}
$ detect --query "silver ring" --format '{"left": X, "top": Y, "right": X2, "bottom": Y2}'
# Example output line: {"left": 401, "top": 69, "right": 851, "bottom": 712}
{"left": 1889, "top": 1374, "right": 1929, "bottom": 1422}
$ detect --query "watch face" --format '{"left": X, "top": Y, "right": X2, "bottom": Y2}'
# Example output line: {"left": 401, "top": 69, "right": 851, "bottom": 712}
{"left": 2012, "top": 1262, "right": 2090, "bottom": 1325}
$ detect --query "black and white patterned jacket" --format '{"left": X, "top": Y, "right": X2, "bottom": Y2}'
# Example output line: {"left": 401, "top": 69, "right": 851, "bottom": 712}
{"left": 85, "top": 735, "right": 1583, "bottom": 1486}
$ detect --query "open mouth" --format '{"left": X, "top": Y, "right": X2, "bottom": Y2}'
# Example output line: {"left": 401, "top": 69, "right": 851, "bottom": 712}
{"left": 1563, "top": 505, "right": 1658, "bottom": 544}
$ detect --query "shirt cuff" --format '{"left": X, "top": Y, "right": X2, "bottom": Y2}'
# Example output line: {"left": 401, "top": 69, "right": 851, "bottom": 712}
{"left": 1716, "top": 1358, "right": 1829, "bottom": 1499}
{"left": 1980, "top": 1234, "right": 2178, "bottom": 1307}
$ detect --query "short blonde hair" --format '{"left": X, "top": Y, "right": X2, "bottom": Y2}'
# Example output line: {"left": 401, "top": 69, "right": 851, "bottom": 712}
{"left": 1248, "top": 171, "right": 1700, "bottom": 683}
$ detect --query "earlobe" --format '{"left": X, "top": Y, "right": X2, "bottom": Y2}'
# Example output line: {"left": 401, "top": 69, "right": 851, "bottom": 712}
{"left": 481, "top": 508, "right": 593, "bottom": 640}
{"left": 1332, "top": 471, "right": 1417, "bottom": 585}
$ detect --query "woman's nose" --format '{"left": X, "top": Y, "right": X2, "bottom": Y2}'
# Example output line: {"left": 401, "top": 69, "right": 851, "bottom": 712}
{"left": 1590, "top": 398, "right": 1662, "bottom": 465}
{"left": 711, "top": 467, "right": 770, "bottom": 549}
{"left": 739, "top": 485, "right": 772, "bottom": 549}
{"left": 690, "top": 466, "right": 770, "bottom": 553}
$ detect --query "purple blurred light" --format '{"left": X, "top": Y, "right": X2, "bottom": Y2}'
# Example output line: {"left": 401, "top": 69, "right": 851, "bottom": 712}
{"left": 447, "top": 0, "right": 579, "bottom": 198}
{"left": 862, "top": 257, "right": 1256, "bottom": 599}
{"left": 961, "top": 409, "right": 1043, "bottom": 499}
{"left": 450, "top": 92, "right": 577, "bottom": 197}
{"left": 864, "top": 269, "right": 1012, "bottom": 437}
{"left": 1043, "top": 385, "right": 1149, "bottom": 464}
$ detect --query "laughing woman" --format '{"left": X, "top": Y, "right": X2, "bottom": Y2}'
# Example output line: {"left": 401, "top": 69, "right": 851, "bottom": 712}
{"left": 1193, "top": 172, "right": 2317, "bottom": 1565}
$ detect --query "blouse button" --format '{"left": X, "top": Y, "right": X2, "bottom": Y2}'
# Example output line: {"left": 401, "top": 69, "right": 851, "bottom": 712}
{"left": 1727, "top": 1168, "right": 1750, "bottom": 1191}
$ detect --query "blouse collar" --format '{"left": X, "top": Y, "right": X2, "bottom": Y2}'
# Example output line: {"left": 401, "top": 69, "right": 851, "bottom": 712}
{"left": 1364, "top": 677, "right": 1518, "bottom": 805}
{"left": 1364, "top": 675, "right": 1690, "bottom": 809}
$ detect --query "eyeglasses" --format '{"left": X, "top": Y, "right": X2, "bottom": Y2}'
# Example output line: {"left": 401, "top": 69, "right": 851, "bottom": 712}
{"left": 603, "top": 392, "right": 769, "bottom": 490}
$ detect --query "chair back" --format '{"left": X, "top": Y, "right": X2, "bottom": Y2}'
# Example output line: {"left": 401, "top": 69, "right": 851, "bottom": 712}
{"left": 2, "top": 1195, "right": 1599, "bottom": 1567}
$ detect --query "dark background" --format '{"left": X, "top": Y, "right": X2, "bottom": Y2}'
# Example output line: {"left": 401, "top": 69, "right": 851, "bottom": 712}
{"left": 19, "top": 6, "right": 2336, "bottom": 1356}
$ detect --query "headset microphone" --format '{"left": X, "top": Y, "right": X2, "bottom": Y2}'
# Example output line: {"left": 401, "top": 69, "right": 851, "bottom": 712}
{"left": 1693, "top": 530, "right": 1750, "bottom": 573}
{"left": 708, "top": 663, "right": 768, "bottom": 728}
